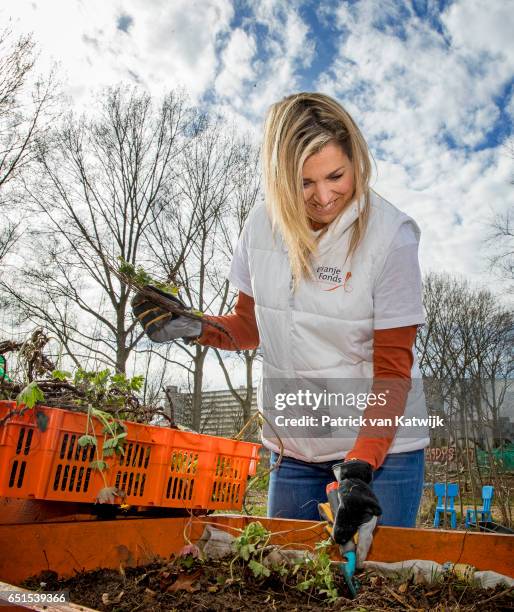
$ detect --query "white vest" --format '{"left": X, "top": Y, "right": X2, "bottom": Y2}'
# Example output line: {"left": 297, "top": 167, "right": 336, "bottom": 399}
{"left": 246, "top": 191, "right": 430, "bottom": 462}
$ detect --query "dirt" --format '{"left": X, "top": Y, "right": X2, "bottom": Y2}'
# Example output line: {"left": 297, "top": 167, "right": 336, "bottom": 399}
{"left": 23, "top": 557, "right": 514, "bottom": 612}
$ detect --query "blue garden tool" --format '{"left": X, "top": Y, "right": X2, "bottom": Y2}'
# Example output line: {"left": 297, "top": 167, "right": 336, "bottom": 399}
{"left": 318, "top": 480, "right": 360, "bottom": 598}
{"left": 339, "top": 539, "right": 358, "bottom": 598}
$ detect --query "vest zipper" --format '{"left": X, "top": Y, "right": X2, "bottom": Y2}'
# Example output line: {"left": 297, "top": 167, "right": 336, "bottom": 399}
{"left": 288, "top": 275, "right": 295, "bottom": 307}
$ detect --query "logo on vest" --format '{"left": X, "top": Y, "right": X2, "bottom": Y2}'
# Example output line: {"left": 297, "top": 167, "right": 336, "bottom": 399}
{"left": 315, "top": 266, "right": 352, "bottom": 292}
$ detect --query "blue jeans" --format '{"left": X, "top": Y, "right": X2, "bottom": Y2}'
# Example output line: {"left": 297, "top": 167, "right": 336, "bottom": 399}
{"left": 267, "top": 449, "right": 425, "bottom": 526}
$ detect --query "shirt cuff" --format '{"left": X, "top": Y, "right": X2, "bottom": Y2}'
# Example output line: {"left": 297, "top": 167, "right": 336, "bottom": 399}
{"left": 374, "top": 314, "right": 425, "bottom": 330}
{"left": 227, "top": 272, "right": 253, "bottom": 298}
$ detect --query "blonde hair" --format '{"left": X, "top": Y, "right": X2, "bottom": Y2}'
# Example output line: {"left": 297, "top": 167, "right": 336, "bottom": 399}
{"left": 262, "top": 92, "right": 372, "bottom": 286}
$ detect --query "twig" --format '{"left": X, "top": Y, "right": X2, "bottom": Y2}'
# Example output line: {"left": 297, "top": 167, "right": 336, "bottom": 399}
{"left": 382, "top": 584, "right": 416, "bottom": 610}
{"left": 242, "top": 411, "right": 284, "bottom": 513}
{"left": 105, "top": 260, "right": 241, "bottom": 351}
{"left": 475, "top": 586, "right": 514, "bottom": 606}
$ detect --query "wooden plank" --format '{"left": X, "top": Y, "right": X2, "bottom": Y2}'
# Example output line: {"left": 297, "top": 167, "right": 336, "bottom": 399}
{"left": 215, "top": 515, "right": 514, "bottom": 577}
{"left": 0, "top": 498, "right": 97, "bottom": 525}
{"left": 0, "top": 579, "right": 97, "bottom": 611}
{"left": 0, "top": 515, "right": 512, "bottom": 586}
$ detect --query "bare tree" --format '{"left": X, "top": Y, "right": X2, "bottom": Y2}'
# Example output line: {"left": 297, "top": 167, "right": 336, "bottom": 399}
{"left": 145, "top": 116, "right": 258, "bottom": 430}
{"left": 485, "top": 135, "right": 514, "bottom": 291}
{"left": 418, "top": 273, "right": 512, "bottom": 438}
{"left": 418, "top": 272, "right": 513, "bottom": 525}
{"left": 1, "top": 85, "right": 187, "bottom": 373}
{"left": 487, "top": 206, "right": 513, "bottom": 291}
{"left": 0, "top": 27, "right": 58, "bottom": 262}
{"left": 212, "top": 141, "right": 262, "bottom": 427}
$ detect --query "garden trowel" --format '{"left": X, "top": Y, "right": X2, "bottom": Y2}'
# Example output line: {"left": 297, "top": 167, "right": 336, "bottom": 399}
{"left": 318, "top": 481, "right": 377, "bottom": 598}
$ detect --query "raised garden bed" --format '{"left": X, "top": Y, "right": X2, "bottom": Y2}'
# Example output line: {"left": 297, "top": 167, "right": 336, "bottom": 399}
{"left": 0, "top": 515, "right": 512, "bottom": 611}
{"left": 17, "top": 554, "right": 513, "bottom": 612}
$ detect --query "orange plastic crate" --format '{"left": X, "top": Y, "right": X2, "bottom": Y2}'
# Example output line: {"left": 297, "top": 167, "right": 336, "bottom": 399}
{"left": 0, "top": 401, "right": 260, "bottom": 511}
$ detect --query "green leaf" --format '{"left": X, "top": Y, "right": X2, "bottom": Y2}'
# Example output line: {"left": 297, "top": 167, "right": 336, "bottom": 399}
{"left": 135, "top": 265, "right": 153, "bottom": 286}
{"left": 93, "top": 369, "right": 110, "bottom": 388}
{"left": 248, "top": 560, "right": 270, "bottom": 578}
{"left": 90, "top": 459, "right": 108, "bottom": 471}
{"left": 102, "top": 437, "right": 123, "bottom": 450}
{"left": 110, "top": 373, "right": 127, "bottom": 386}
{"left": 102, "top": 447, "right": 115, "bottom": 458}
{"left": 118, "top": 258, "right": 136, "bottom": 278}
{"left": 130, "top": 375, "right": 145, "bottom": 392}
{"left": 297, "top": 580, "right": 313, "bottom": 591}
{"left": 51, "top": 370, "right": 71, "bottom": 381}
{"left": 178, "top": 555, "right": 195, "bottom": 570}
{"left": 91, "top": 407, "right": 113, "bottom": 422}
{"left": 154, "top": 282, "right": 180, "bottom": 296}
{"left": 78, "top": 434, "right": 97, "bottom": 447}
{"left": 102, "top": 421, "right": 126, "bottom": 436}
{"left": 16, "top": 382, "right": 45, "bottom": 409}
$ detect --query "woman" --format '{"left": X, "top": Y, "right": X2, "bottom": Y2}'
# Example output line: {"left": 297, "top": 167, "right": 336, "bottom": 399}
{"left": 133, "top": 93, "right": 429, "bottom": 542}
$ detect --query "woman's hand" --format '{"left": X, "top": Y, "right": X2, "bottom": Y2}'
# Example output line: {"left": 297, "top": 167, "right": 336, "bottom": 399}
{"left": 331, "top": 459, "right": 382, "bottom": 545}
{"left": 131, "top": 285, "right": 202, "bottom": 343}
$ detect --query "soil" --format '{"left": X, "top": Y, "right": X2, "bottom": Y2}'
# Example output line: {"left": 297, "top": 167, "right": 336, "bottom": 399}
{"left": 23, "top": 557, "right": 514, "bottom": 612}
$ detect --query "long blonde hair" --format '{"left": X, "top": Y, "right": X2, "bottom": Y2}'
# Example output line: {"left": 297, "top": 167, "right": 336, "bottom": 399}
{"left": 262, "top": 92, "right": 372, "bottom": 286}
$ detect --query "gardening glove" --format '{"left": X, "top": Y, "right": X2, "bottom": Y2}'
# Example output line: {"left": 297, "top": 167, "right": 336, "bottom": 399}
{"left": 131, "top": 285, "right": 202, "bottom": 344}
{"left": 355, "top": 516, "right": 377, "bottom": 568}
{"left": 318, "top": 501, "right": 377, "bottom": 568}
{"left": 331, "top": 459, "right": 382, "bottom": 546}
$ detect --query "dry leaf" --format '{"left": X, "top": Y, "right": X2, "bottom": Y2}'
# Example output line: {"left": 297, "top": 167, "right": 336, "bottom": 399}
{"left": 207, "top": 585, "right": 218, "bottom": 593}
{"left": 96, "top": 486, "right": 126, "bottom": 504}
{"left": 398, "top": 582, "right": 408, "bottom": 593}
{"left": 144, "top": 588, "right": 157, "bottom": 598}
{"left": 178, "top": 544, "right": 201, "bottom": 558}
{"left": 114, "top": 591, "right": 124, "bottom": 603}
{"left": 101, "top": 590, "right": 124, "bottom": 605}
{"left": 370, "top": 575, "right": 383, "bottom": 587}
{"left": 167, "top": 570, "right": 202, "bottom": 593}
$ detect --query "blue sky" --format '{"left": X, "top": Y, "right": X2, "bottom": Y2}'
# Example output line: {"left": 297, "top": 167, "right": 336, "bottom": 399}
{"left": 3, "top": 0, "right": 513, "bottom": 385}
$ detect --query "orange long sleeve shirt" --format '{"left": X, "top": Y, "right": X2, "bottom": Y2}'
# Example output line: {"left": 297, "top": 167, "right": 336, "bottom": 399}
{"left": 198, "top": 291, "right": 417, "bottom": 470}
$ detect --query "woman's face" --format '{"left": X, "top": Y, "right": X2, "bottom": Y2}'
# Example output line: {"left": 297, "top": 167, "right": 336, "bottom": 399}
{"left": 302, "top": 142, "right": 355, "bottom": 228}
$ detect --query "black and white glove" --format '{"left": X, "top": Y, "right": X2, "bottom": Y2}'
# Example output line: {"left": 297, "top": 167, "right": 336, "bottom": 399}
{"left": 331, "top": 459, "right": 382, "bottom": 546}
{"left": 131, "top": 285, "right": 202, "bottom": 344}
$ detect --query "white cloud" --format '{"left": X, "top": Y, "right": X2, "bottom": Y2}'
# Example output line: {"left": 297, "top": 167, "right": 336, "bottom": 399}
{"left": 322, "top": 1, "right": 508, "bottom": 150}
{"left": 3, "top": 0, "right": 316, "bottom": 125}
{"left": 3, "top": 0, "right": 234, "bottom": 102}
{"left": 238, "top": 1, "right": 315, "bottom": 117}
{"left": 314, "top": 0, "right": 513, "bottom": 290}
{"left": 443, "top": 0, "right": 514, "bottom": 61}
{"left": 215, "top": 28, "right": 256, "bottom": 102}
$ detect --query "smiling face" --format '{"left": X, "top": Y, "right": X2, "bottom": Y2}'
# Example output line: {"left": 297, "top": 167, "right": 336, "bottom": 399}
{"left": 302, "top": 141, "right": 355, "bottom": 229}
